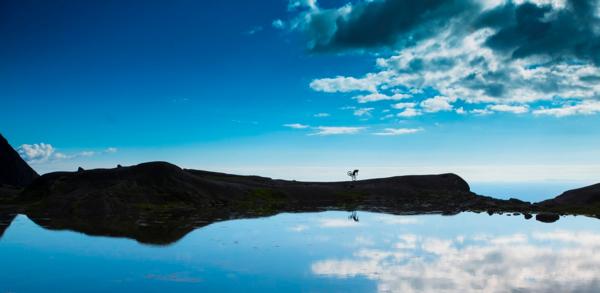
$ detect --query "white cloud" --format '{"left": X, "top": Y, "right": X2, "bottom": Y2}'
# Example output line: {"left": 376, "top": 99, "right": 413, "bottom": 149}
{"left": 488, "top": 104, "right": 529, "bottom": 114}
{"left": 284, "top": 123, "right": 310, "bottom": 129}
{"left": 313, "top": 112, "right": 330, "bottom": 117}
{"left": 311, "top": 126, "right": 365, "bottom": 136}
{"left": 471, "top": 108, "right": 493, "bottom": 116}
{"left": 18, "top": 143, "right": 118, "bottom": 164}
{"left": 397, "top": 108, "right": 421, "bottom": 117}
{"left": 353, "top": 93, "right": 410, "bottom": 103}
{"left": 272, "top": 19, "right": 285, "bottom": 29}
{"left": 420, "top": 96, "right": 453, "bottom": 113}
{"left": 391, "top": 102, "right": 416, "bottom": 109}
{"left": 533, "top": 100, "right": 600, "bottom": 117}
{"left": 373, "top": 128, "right": 423, "bottom": 136}
{"left": 353, "top": 107, "right": 374, "bottom": 117}
{"left": 18, "top": 143, "right": 58, "bottom": 163}
{"left": 310, "top": 76, "right": 379, "bottom": 93}
{"left": 307, "top": 25, "right": 600, "bottom": 117}
{"left": 288, "top": 0, "right": 317, "bottom": 11}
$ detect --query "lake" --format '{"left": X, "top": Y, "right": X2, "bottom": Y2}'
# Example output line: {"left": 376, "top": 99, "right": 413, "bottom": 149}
{"left": 2, "top": 208, "right": 600, "bottom": 292}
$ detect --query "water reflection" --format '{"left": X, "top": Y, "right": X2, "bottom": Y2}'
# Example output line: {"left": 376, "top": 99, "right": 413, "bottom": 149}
{"left": 312, "top": 228, "right": 600, "bottom": 292}
{"left": 0, "top": 212, "right": 16, "bottom": 239}
{"left": 2, "top": 211, "right": 600, "bottom": 292}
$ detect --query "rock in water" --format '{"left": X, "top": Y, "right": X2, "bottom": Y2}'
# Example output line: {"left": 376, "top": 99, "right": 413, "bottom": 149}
{"left": 536, "top": 213, "right": 560, "bottom": 223}
{"left": 0, "top": 134, "right": 39, "bottom": 187}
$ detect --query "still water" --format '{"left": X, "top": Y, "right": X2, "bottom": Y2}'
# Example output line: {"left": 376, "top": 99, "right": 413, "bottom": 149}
{"left": 1, "top": 211, "right": 600, "bottom": 292}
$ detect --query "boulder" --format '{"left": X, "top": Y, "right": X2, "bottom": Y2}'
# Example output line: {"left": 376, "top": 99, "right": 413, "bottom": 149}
{"left": 536, "top": 213, "right": 560, "bottom": 223}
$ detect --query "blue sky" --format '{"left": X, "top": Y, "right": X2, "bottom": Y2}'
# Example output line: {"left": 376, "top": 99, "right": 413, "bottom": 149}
{"left": 2, "top": 0, "right": 600, "bottom": 183}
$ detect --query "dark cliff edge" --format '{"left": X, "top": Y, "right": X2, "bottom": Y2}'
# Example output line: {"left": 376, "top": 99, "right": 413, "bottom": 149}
{"left": 0, "top": 134, "right": 39, "bottom": 187}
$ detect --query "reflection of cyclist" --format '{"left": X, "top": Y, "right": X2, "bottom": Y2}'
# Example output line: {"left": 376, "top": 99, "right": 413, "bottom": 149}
{"left": 348, "top": 211, "right": 359, "bottom": 222}
{"left": 347, "top": 169, "right": 359, "bottom": 181}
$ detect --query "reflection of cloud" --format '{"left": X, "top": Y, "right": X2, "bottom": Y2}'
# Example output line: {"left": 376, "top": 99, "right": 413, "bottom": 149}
{"left": 319, "top": 218, "right": 362, "bottom": 228}
{"left": 395, "top": 234, "right": 417, "bottom": 249}
{"left": 289, "top": 224, "right": 309, "bottom": 232}
{"left": 354, "top": 236, "right": 375, "bottom": 246}
{"left": 312, "top": 231, "right": 600, "bottom": 292}
{"left": 376, "top": 216, "right": 420, "bottom": 225}
{"left": 533, "top": 230, "right": 600, "bottom": 245}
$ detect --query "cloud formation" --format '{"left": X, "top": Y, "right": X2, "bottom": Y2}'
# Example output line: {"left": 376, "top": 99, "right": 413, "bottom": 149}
{"left": 17, "top": 143, "right": 118, "bottom": 164}
{"left": 296, "top": 0, "right": 478, "bottom": 52}
{"left": 17, "top": 143, "right": 58, "bottom": 163}
{"left": 288, "top": 0, "right": 600, "bottom": 118}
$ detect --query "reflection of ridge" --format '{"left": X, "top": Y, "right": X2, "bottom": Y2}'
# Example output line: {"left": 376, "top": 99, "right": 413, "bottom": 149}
{"left": 0, "top": 213, "right": 16, "bottom": 240}
{"left": 22, "top": 206, "right": 376, "bottom": 245}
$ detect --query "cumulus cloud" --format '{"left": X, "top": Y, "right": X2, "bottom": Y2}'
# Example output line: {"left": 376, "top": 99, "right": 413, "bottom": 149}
{"left": 17, "top": 143, "right": 118, "bottom": 164}
{"left": 287, "top": 0, "right": 600, "bottom": 118}
{"left": 311, "top": 126, "right": 366, "bottom": 136}
{"left": 17, "top": 143, "right": 58, "bottom": 163}
{"left": 420, "top": 96, "right": 454, "bottom": 113}
{"left": 310, "top": 75, "right": 383, "bottom": 93}
{"left": 295, "top": 0, "right": 479, "bottom": 52}
{"left": 313, "top": 112, "right": 330, "bottom": 117}
{"left": 488, "top": 104, "right": 529, "bottom": 113}
{"left": 373, "top": 128, "right": 424, "bottom": 136}
{"left": 471, "top": 108, "right": 494, "bottom": 115}
{"left": 476, "top": 0, "right": 600, "bottom": 65}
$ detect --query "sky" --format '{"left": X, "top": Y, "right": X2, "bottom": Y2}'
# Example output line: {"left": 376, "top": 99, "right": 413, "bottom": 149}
{"left": 2, "top": 0, "right": 600, "bottom": 184}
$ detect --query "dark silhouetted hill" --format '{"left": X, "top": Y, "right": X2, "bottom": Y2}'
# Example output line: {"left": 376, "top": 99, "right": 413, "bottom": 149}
{"left": 0, "top": 134, "right": 38, "bottom": 187}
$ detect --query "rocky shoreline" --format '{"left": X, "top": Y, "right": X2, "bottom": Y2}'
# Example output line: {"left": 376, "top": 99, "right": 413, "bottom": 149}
{"left": 1, "top": 161, "right": 599, "bottom": 244}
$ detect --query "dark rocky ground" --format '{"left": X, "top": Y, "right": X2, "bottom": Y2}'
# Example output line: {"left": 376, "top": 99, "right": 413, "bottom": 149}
{"left": 1, "top": 161, "right": 599, "bottom": 245}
